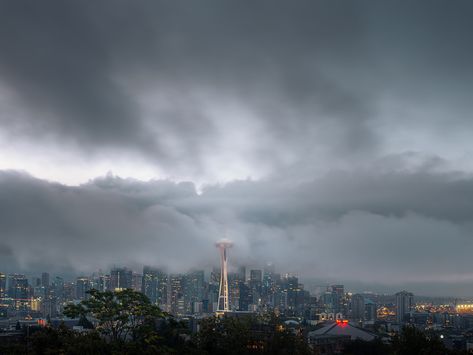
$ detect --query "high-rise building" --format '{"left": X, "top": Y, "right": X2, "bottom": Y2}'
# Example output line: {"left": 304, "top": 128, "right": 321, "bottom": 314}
{"left": 132, "top": 272, "right": 142, "bottom": 292}
{"left": 91, "top": 273, "right": 109, "bottom": 292}
{"left": 41, "top": 272, "right": 50, "bottom": 288}
{"left": 142, "top": 266, "right": 159, "bottom": 304}
{"left": 331, "top": 285, "right": 345, "bottom": 314}
{"left": 238, "top": 266, "right": 246, "bottom": 282}
{"left": 170, "top": 274, "right": 185, "bottom": 316}
{"left": 76, "top": 277, "right": 91, "bottom": 300}
{"left": 351, "top": 294, "right": 365, "bottom": 321}
{"left": 395, "top": 290, "right": 414, "bottom": 324}
{"left": 0, "top": 273, "right": 6, "bottom": 299}
{"left": 40, "top": 298, "right": 57, "bottom": 318}
{"left": 186, "top": 270, "right": 204, "bottom": 313}
{"left": 142, "top": 266, "right": 168, "bottom": 308}
{"left": 110, "top": 267, "right": 133, "bottom": 291}
{"left": 364, "top": 298, "right": 377, "bottom": 322}
{"left": 63, "top": 281, "right": 75, "bottom": 303}
{"left": 8, "top": 274, "right": 29, "bottom": 310}
{"left": 249, "top": 269, "right": 263, "bottom": 305}
{"left": 228, "top": 272, "right": 241, "bottom": 310}
{"left": 262, "top": 263, "right": 275, "bottom": 300}
{"left": 281, "top": 275, "right": 298, "bottom": 311}
{"left": 239, "top": 282, "right": 251, "bottom": 311}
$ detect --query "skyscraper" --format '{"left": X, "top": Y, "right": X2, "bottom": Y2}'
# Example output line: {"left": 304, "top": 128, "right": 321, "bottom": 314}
{"left": 132, "top": 272, "right": 142, "bottom": 292}
{"left": 41, "top": 272, "right": 50, "bottom": 288}
{"left": 142, "top": 266, "right": 168, "bottom": 308}
{"left": 142, "top": 266, "right": 159, "bottom": 304}
{"left": 76, "top": 277, "right": 91, "bottom": 300}
{"left": 8, "top": 274, "right": 29, "bottom": 310}
{"left": 186, "top": 270, "right": 204, "bottom": 313}
{"left": 110, "top": 267, "right": 132, "bottom": 291}
{"left": 351, "top": 294, "right": 365, "bottom": 321}
{"left": 0, "top": 273, "right": 6, "bottom": 299}
{"left": 170, "top": 274, "right": 185, "bottom": 316}
{"left": 331, "top": 285, "right": 345, "bottom": 314}
{"left": 395, "top": 290, "right": 414, "bottom": 324}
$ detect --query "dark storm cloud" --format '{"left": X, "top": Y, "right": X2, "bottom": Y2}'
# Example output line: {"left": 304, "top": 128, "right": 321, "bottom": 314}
{"left": 1, "top": 1, "right": 473, "bottom": 296}
{"left": 3, "top": 1, "right": 472, "bottom": 173}
{"left": 1, "top": 165, "right": 473, "bottom": 296}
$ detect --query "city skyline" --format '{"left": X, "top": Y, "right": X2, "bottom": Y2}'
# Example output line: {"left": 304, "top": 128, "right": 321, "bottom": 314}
{"left": 1, "top": 1, "right": 473, "bottom": 297}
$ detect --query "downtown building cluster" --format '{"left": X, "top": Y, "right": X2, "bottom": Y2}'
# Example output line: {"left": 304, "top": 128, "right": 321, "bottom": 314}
{"left": 1, "top": 266, "right": 381, "bottom": 320}
{"left": 0, "top": 265, "right": 314, "bottom": 319}
{"left": 2, "top": 267, "right": 473, "bottom": 352}
{"left": 2, "top": 267, "right": 473, "bottom": 329}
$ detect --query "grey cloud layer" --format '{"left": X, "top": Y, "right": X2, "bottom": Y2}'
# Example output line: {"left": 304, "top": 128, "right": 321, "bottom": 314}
{"left": 1, "top": 166, "right": 472, "bottom": 296}
{"left": 1, "top": 1, "right": 473, "bottom": 296}
{"left": 1, "top": 1, "right": 473, "bottom": 176}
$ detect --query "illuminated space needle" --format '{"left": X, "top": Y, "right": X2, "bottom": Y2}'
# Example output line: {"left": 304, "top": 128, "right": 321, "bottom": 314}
{"left": 215, "top": 238, "right": 233, "bottom": 314}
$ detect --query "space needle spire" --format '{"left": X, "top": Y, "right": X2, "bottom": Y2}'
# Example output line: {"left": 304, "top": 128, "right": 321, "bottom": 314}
{"left": 215, "top": 238, "right": 233, "bottom": 313}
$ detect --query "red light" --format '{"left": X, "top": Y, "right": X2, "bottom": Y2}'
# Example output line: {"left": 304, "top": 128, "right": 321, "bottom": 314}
{"left": 336, "top": 319, "right": 349, "bottom": 327}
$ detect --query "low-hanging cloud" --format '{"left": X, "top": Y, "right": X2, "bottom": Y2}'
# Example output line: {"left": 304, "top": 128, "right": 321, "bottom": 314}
{"left": 1, "top": 164, "right": 473, "bottom": 296}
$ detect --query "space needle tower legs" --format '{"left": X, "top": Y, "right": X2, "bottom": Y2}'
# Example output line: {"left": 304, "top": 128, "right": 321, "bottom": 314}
{"left": 215, "top": 239, "right": 233, "bottom": 314}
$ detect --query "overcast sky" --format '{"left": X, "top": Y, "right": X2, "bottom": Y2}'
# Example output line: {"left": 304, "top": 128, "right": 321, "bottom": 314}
{"left": 1, "top": 1, "right": 473, "bottom": 296}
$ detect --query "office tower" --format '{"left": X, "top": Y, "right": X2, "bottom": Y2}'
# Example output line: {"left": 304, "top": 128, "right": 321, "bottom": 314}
{"left": 205, "top": 272, "right": 220, "bottom": 313}
{"left": 228, "top": 272, "right": 241, "bottom": 310}
{"left": 52, "top": 276, "right": 64, "bottom": 302}
{"left": 351, "top": 294, "right": 365, "bottom": 321}
{"left": 170, "top": 274, "right": 185, "bottom": 316}
{"left": 63, "top": 282, "right": 75, "bottom": 302}
{"left": 210, "top": 267, "right": 221, "bottom": 286}
{"left": 101, "top": 274, "right": 111, "bottom": 292}
{"left": 186, "top": 270, "right": 204, "bottom": 313}
{"left": 249, "top": 269, "right": 263, "bottom": 306}
{"left": 91, "top": 272, "right": 109, "bottom": 292}
{"left": 8, "top": 274, "right": 29, "bottom": 310}
{"left": 41, "top": 272, "right": 50, "bottom": 288}
{"left": 396, "top": 290, "right": 414, "bottom": 324}
{"left": 250, "top": 269, "right": 263, "bottom": 289}
{"left": 281, "top": 275, "right": 299, "bottom": 311}
{"left": 40, "top": 297, "right": 57, "bottom": 318}
{"left": 238, "top": 266, "right": 246, "bottom": 282}
{"left": 132, "top": 272, "right": 142, "bottom": 292}
{"left": 0, "top": 273, "right": 6, "bottom": 298}
{"left": 239, "top": 282, "right": 251, "bottom": 311}
{"left": 321, "top": 290, "right": 335, "bottom": 313}
{"left": 142, "top": 266, "right": 168, "bottom": 308}
{"left": 76, "top": 277, "right": 91, "bottom": 300}
{"left": 331, "top": 285, "right": 345, "bottom": 314}
{"left": 110, "top": 267, "right": 133, "bottom": 290}
{"left": 263, "top": 263, "right": 275, "bottom": 298}
{"left": 142, "top": 266, "right": 159, "bottom": 304}
{"left": 364, "top": 298, "right": 377, "bottom": 322}
{"left": 156, "top": 271, "right": 168, "bottom": 309}
{"left": 215, "top": 239, "right": 232, "bottom": 313}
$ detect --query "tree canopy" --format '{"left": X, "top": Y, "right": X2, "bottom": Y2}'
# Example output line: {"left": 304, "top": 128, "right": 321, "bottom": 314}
{"left": 63, "top": 288, "right": 165, "bottom": 342}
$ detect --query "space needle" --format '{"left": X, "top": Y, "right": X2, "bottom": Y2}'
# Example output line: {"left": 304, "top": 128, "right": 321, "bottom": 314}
{"left": 215, "top": 238, "right": 233, "bottom": 314}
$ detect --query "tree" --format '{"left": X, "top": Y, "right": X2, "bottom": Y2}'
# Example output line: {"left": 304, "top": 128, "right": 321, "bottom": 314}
{"left": 391, "top": 326, "right": 447, "bottom": 355}
{"left": 195, "top": 315, "right": 253, "bottom": 354}
{"left": 194, "top": 314, "right": 312, "bottom": 355}
{"left": 63, "top": 288, "right": 165, "bottom": 343}
{"left": 30, "top": 323, "right": 110, "bottom": 355}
